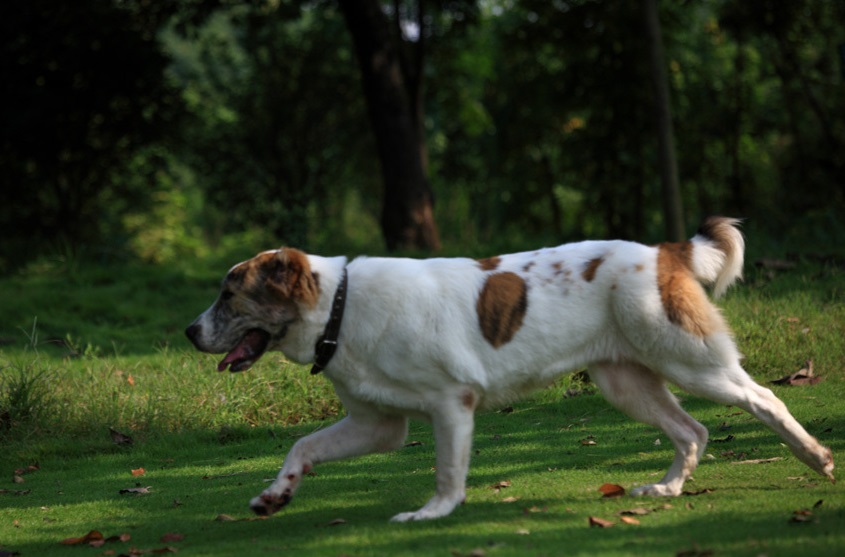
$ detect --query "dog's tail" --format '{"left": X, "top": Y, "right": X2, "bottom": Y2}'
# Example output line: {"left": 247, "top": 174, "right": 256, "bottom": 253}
{"left": 689, "top": 216, "right": 744, "bottom": 298}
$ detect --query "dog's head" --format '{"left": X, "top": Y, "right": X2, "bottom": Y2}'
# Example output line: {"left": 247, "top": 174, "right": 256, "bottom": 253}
{"left": 185, "top": 248, "right": 319, "bottom": 371}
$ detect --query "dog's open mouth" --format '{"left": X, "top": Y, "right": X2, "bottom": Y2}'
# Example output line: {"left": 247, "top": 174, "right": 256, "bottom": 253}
{"left": 218, "top": 329, "right": 271, "bottom": 372}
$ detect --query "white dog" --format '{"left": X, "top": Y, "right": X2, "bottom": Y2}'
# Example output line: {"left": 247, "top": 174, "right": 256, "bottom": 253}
{"left": 186, "top": 217, "right": 834, "bottom": 521}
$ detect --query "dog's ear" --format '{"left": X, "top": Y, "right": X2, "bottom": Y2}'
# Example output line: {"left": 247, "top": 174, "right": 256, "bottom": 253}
{"left": 266, "top": 248, "right": 319, "bottom": 307}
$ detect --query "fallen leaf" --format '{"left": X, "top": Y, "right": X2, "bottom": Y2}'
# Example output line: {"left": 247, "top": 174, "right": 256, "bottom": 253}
{"left": 580, "top": 439, "right": 597, "bottom": 446}
{"left": 0, "top": 489, "right": 31, "bottom": 496}
{"left": 131, "top": 468, "right": 146, "bottom": 477}
{"left": 712, "top": 434, "right": 735, "bottom": 443}
{"left": 160, "top": 533, "right": 184, "bottom": 543}
{"left": 152, "top": 546, "right": 179, "bottom": 554}
{"left": 771, "top": 360, "right": 822, "bottom": 386}
{"left": 60, "top": 530, "right": 104, "bottom": 545}
{"left": 598, "top": 483, "right": 625, "bottom": 498}
{"left": 119, "top": 486, "right": 152, "bottom": 495}
{"left": 110, "top": 427, "right": 134, "bottom": 446}
{"left": 588, "top": 516, "right": 614, "bottom": 528}
{"left": 619, "top": 507, "right": 651, "bottom": 516}
{"left": 490, "top": 480, "right": 511, "bottom": 490}
{"left": 620, "top": 516, "right": 640, "bottom": 525}
{"left": 12, "top": 475, "right": 24, "bottom": 484}
{"left": 501, "top": 496, "right": 520, "bottom": 503}
{"left": 325, "top": 518, "right": 346, "bottom": 526}
{"left": 13, "top": 464, "right": 39, "bottom": 475}
{"left": 215, "top": 514, "right": 236, "bottom": 522}
{"left": 731, "top": 457, "right": 783, "bottom": 465}
{"left": 523, "top": 505, "right": 547, "bottom": 514}
{"left": 403, "top": 441, "right": 423, "bottom": 447}
{"left": 516, "top": 528, "right": 530, "bottom": 535}
{"left": 790, "top": 509, "right": 814, "bottom": 523}
{"left": 127, "top": 374, "right": 136, "bottom": 387}
{"left": 682, "top": 488, "right": 715, "bottom": 496}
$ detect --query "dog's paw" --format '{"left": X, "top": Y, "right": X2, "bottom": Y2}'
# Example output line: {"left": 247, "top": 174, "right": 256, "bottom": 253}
{"left": 249, "top": 491, "right": 292, "bottom": 516}
{"left": 390, "top": 509, "right": 440, "bottom": 522}
{"left": 389, "top": 495, "right": 463, "bottom": 522}
{"left": 630, "top": 483, "right": 682, "bottom": 497}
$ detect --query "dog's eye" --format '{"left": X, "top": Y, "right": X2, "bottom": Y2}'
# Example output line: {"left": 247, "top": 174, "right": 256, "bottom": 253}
{"left": 220, "top": 290, "right": 235, "bottom": 301}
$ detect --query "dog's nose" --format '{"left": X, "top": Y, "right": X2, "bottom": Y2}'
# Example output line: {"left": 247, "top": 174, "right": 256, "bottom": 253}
{"left": 185, "top": 323, "right": 201, "bottom": 345}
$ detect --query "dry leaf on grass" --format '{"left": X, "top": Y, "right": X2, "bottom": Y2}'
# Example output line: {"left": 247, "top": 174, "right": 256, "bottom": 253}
{"left": 619, "top": 507, "right": 651, "bottom": 516}
{"left": 0, "top": 489, "right": 31, "bottom": 496}
{"left": 682, "top": 488, "right": 715, "bottom": 496}
{"left": 771, "top": 360, "right": 822, "bottom": 386}
{"left": 60, "top": 530, "right": 104, "bottom": 545}
{"left": 489, "top": 480, "right": 511, "bottom": 493}
{"left": 588, "top": 516, "right": 614, "bottom": 528}
{"left": 598, "top": 483, "right": 625, "bottom": 498}
{"left": 131, "top": 468, "right": 146, "bottom": 477}
{"left": 325, "top": 518, "right": 347, "bottom": 527}
{"left": 119, "top": 486, "right": 152, "bottom": 495}
{"left": 13, "top": 464, "right": 39, "bottom": 475}
{"left": 619, "top": 516, "right": 640, "bottom": 525}
{"left": 731, "top": 457, "right": 783, "bottom": 465}
{"left": 160, "top": 533, "right": 184, "bottom": 543}
{"left": 501, "top": 496, "right": 520, "bottom": 503}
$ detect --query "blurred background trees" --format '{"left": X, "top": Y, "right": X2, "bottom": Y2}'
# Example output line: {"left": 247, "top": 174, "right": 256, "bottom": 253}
{"left": 2, "top": 0, "right": 843, "bottom": 271}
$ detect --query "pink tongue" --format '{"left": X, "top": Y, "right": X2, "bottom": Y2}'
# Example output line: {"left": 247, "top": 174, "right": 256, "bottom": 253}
{"left": 217, "top": 329, "right": 269, "bottom": 372}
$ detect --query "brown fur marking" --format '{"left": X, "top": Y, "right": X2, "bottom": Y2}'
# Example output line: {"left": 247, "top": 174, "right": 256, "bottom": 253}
{"left": 582, "top": 257, "right": 604, "bottom": 282}
{"left": 656, "top": 242, "right": 712, "bottom": 337}
{"left": 477, "top": 256, "right": 501, "bottom": 271}
{"left": 477, "top": 272, "right": 528, "bottom": 348}
{"left": 461, "top": 389, "right": 477, "bottom": 410}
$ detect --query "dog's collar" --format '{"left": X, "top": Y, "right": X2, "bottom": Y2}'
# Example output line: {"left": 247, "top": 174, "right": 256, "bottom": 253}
{"left": 310, "top": 268, "right": 348, "bottom": 375}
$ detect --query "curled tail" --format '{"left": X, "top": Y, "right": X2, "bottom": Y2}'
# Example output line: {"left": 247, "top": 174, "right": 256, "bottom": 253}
{"left": 689, "top": 216, "right": 744, "bottom": 298}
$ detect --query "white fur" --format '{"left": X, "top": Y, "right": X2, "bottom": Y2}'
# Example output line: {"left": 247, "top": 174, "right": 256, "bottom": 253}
{"left": 192, "top": 219, "right": 833, "bottom": 521}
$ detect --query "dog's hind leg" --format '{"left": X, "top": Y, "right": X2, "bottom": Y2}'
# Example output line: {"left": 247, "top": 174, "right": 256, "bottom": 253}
{"left": 391, "top": 388, "right": 478, "bottom": 522}
{"left": 590, "top": 362, "right": 709, "bottom": 496}
{"left": 658, "top": 355, "right": 834, "bottom": 483}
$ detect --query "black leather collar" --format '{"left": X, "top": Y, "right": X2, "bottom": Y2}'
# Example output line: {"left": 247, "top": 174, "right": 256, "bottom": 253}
{"left": 310, "top": 268, "right": 348, "bottom": 375}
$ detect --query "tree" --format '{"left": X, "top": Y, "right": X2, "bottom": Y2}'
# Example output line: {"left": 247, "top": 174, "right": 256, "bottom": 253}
{"left": 0, "top": 0, "right": 181, "bottom": 268}
{"left": 642, "top": 0, "right": 684, "bottom": 241}
{"left": 339, "top": 0, "right": 441, "bottom": 251}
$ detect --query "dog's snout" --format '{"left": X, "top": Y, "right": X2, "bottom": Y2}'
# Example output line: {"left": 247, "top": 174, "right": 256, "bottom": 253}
{"left": 185, "top": 323, "right": 201, "bottom": 345}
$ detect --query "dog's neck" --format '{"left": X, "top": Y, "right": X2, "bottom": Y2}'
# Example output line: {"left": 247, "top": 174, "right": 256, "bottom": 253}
{"left": 274, "top": 255, "right": 348, "bottom": 365}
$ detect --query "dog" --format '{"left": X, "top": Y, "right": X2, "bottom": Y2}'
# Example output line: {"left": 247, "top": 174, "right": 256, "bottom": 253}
{"left": 185, "top": 217, "right": 834, "bottom": 521}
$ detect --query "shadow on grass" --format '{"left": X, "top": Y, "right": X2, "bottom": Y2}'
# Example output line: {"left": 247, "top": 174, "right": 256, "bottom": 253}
{"left": 2, "top": 395, "right": 842, "bottom": 556}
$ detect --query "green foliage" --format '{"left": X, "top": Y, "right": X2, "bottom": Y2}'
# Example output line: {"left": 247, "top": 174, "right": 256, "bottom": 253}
{"left": 0, "top": 0, "right": 183, "bottom": 270}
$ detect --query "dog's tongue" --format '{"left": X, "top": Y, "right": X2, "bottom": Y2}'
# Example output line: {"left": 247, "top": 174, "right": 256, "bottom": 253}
{"left": 218, "top": 329, "right": 271, "bottom": 372}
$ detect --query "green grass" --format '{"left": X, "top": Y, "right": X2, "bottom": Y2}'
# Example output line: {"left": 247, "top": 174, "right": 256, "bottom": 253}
{"left": 1, "top": 254, "right": 844, "bottom": 556}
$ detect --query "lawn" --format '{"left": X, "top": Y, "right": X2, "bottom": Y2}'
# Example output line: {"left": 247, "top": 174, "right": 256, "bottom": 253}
{"left": 1, "top": 252, "right": 843, "bottom": 556}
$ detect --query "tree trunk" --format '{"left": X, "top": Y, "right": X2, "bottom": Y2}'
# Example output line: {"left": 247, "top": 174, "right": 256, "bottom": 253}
{"left": 643, "top": 0, "right": 685, "bottom": 241}
{"left": 340, "top": 0, "right": 441, "bottom": 251}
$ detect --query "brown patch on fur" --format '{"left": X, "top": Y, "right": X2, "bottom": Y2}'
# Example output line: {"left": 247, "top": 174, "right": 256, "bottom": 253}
{"left": 477, "top": 256, "right": 501, "bottom": 271}
{"left": 245, "top": 248, "right": 320, "bottom": 308}
{"left": 461, "top": 389, "right": 477, "bottom": 410}
{"left": 635, "top": 264, "right": 645, "bottom": 272}
{"left": 582, "top": 257, "right": 604, "bottom": 282}
{"left": 523, "top": 261, "right": 535, "bottom": 272}
{"left": 657, "top": 242, "right": 712, "bottom": 336}
{"left": 477, "top": 272, "right": 528, "bottom": 348}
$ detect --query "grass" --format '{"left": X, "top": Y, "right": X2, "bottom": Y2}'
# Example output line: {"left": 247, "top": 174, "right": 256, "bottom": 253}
{"left": 1, "top": 251, "right": 844, "bottom": 556}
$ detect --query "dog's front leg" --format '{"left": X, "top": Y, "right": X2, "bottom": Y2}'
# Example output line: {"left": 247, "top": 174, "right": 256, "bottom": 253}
{"left": 250, "top": 412, "right": 408, "bottom": 516}
{"left": 391, "top": 393, "right": 476, "bottom": 522}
